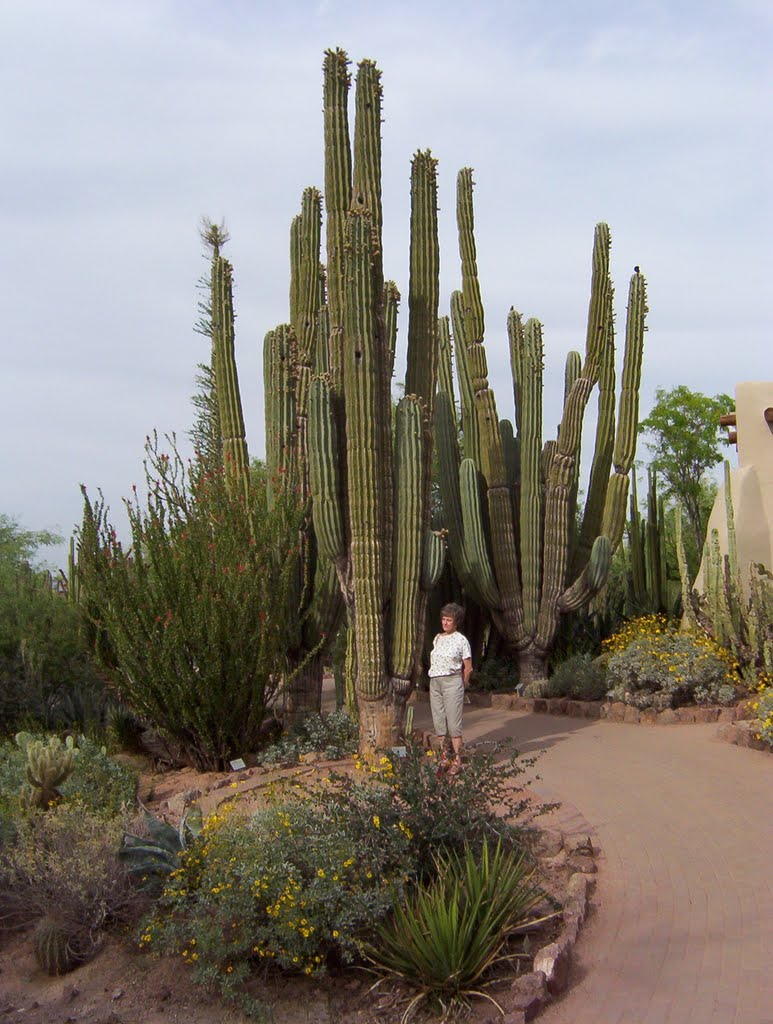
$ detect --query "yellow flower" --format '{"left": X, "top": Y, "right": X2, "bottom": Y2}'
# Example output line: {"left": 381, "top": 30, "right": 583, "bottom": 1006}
{"left": 317, "top": 868, "right": 325, "bottom": 878}
{"left": 372, "top": 815, "right": 381, "bottom": 829}
{"left": 332, "top": 930, "right": 339, "bottom": 938}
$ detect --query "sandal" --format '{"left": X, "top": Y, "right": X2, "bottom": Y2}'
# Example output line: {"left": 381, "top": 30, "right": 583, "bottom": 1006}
{"left": 446, "top": 758, "right": 463, "bottom": 778}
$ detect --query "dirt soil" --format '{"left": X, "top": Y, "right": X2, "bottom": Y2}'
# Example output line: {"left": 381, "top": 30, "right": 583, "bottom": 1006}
{"left": 0, "top": 757, "right": 570, "bottom": 1024}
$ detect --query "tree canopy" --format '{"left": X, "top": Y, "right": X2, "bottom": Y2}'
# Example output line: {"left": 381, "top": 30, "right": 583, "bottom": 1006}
{"left": 639, "top": 385, "right": 732, "bottom": 552}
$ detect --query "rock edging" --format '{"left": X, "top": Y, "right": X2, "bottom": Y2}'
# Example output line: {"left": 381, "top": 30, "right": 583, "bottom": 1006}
{"left": 716, "top": 718, "right": 772, "bottom": 753}
{"left": 458, "top": 690, "right": 753, "bottom": 726}
{"left": 508, "top": 831, "right": 596, "bottom": 1022}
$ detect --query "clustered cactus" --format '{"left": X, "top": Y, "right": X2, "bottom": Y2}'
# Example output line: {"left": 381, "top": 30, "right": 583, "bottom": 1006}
{"left": 196, "top": 49, "right": 649, "bottom": 737}
{"left": 16, "top": 733, "right": 79, "bottom": 810}
{"left": 435, "top": 173, "right": 647, "bottom": 691}
{"left": 678, "top": 462, "right": 773, "bottom": 679}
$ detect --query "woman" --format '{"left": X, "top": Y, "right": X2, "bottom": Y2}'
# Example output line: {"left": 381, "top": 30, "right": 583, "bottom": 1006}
{"left": 428, "top": 603, "right": 472, "bottom": 776}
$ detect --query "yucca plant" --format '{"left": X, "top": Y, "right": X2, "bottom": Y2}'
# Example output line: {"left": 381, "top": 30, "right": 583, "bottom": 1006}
{"left": 366, "top": 838, "right": 549, "bottom": 1021}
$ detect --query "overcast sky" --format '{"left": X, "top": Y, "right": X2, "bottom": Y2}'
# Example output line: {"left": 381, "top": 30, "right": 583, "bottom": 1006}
{"left": 3, "top": 0, "right": 771, "bottom": 569}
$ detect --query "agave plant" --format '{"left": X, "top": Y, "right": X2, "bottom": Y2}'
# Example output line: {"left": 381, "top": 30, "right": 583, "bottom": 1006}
{"left": 118, "top": 806, "right": 203, "bottom": 890}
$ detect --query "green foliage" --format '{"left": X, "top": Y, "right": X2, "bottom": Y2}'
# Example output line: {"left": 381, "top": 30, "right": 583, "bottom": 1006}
{"left": 366, "top": 839, "right": 545, "bottom": 1020}
{"left": 0, "top": 519, "right": 109, "bottom": 738}
{"left": 77, "top": 434, "right": 308, "bottom": 771}
{"left": 257, "top": 711, "right": 359, "bottom": 765}
{"left": 0, "top": 734, "right": 137, "bottom": 841}
{"left": 639, "top": 385, "right": 732, "bottom": 552}
{"left": 545, "top": 654, "right": 609, "bottom": 701}
{"left": 603, "top": 617, "right": 738, "bottom": 709}
{"left": 0, "top": 800, "right": 136, "bottom": 945}
{"left": 468, "top": 657, "right": 518, "bottom": 692}
{"left": 140, "top": 740, "right": 546, "bottom": 1009}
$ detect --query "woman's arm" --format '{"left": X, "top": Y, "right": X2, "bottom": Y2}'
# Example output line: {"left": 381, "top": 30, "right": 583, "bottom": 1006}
{"left": 462, "top": 657, "right": 472, "bottom": 686}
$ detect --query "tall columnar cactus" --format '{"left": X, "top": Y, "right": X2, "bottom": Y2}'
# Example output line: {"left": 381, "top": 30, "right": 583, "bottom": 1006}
{"left": 628, "top": 470, "right": 673, "bottom": 614}
{"left": 436, "top": 171, "right": 646, "bottom": 690}
{"left": 300, "top": 52, "right": 444, "bottom": 751}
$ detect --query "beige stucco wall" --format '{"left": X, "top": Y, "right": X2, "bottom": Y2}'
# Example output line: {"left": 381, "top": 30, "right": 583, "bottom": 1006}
{"left": 698, "top": 382, "right": 773, "bottom": 592}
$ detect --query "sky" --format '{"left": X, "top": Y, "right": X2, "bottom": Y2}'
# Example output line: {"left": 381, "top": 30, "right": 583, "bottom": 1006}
{"left": 3, "top": 0, "right": 771, "bottom": 570}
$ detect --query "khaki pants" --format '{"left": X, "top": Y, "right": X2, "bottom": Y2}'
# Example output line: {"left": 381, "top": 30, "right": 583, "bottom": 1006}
{"left": 429, "top": 673, "right": 464, "bottom": 738}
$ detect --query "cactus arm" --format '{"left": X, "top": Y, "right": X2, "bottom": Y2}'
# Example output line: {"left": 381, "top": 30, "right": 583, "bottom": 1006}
{"left": 557, "top": 535, "right": 611, "bottom": 612}
{"left": 675, "top": 506, "right": 701, "bottom": 630}
{"left": 628, "top": 472, "right": 646, "bottom": 608}
{"left": 389, "top": 397, "right": 424, "bottom": 686}
{"left": 343, "top": 211, "right": 386, "bottom": 700}
{"left": 600, "top": 269, "right": 647, "bottom": 550}
{"left": 574, "top": 278, "right": 616, "bottom": 573}
{"left": 513, "top": 316, "right": 543, "bottom": 634}
{"left": 459, "top": 459, "right": 501, "bottom": 609}
{"left": 211, "top": 256, "right": 249, "bottom": 496}
{"left": 308, "top": 376, "right": 346, "bottom": 567}
{"left": 384, "top": 282, "right": 400, "bottom": 382}
{"left": 437, "top": 316, "right": 456, "bottom": 401}
{"left": 421, "top": 530, "right": 446, "bottom": 591}
{"left": 322, "top": 48, "right": 352, "bottom": 393}
{"left": 451, "top": 290, "right": 481, "bottom": 465}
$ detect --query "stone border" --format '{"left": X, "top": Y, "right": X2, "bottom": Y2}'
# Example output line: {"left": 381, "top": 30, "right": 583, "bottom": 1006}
{"left": 509, "top": 830, "right": 597, "bottom": 1022}
{"left": 453, "top": 690, "right": 754, "bottom": 726}
{"left": 716, "top": 718, "right": 772, "bottom": 753}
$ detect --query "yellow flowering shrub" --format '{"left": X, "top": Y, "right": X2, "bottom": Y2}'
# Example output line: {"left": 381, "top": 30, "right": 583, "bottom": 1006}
{"left": 604, "top": 617, "right": 739, "bottom": 709}
{"left": 751, "top": 675, "right": 773, "bottom": 746}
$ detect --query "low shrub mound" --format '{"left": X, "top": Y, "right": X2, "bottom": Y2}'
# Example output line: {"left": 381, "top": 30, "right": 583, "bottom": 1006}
{"left": 602, "top": 615, "right": 739, "bottom": 710}
{"left": 256, "top": 710, "right": 359, "bottom": 765}
{"left": 544, "top": 654, "right": 609, "bottom": 702}
{"left": 137, "top": 739, "right": 550, "bottom": 1014}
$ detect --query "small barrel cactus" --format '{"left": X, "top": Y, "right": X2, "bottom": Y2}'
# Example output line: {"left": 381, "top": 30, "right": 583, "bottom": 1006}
{"left": 33, "top": 917, "right": 82, "bottom": 976}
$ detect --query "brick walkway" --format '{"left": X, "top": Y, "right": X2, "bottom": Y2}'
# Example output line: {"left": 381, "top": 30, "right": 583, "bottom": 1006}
{"left": 413, "top": 702, "right": 773, "bottom": 1024}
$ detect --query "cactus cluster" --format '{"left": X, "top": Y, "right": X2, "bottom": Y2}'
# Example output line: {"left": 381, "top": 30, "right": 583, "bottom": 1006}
{"left": 435, "top": 172, "right": 647, "bottom": 690}
{"left": 16, "top": 733, "right": 78, "bottom": 810}
{"left": 626, "top": 470, "right": 679, "bottom": 615}
{"left": 678, "top": 462, "right": 773, "bottom": 678}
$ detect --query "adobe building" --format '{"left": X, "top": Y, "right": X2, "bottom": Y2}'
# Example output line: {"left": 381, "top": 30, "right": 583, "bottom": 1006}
{"left": 699, "top": 382, "right": 773, "bottom": 589}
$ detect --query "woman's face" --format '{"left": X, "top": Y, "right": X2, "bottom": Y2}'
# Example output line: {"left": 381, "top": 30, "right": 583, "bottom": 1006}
{"left": 440, "top": 614, "right": 457, "bottom": 633}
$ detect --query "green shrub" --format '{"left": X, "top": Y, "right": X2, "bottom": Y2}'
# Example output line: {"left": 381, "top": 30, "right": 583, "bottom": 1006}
{"left": 366, "top": 839, "right": 545, "bottom": 1019}
{"left": 140, "top": 739, "right": 548, "bottom": 1009}
{"left": 0, "top": 734, "right": 136, "bottom": 830}
{"left": 257, "top": 711, "right": 358, "bottom": 765}
{"left": 77, "top": 436, "right": 308, "bottom": 771}
{"left": 604, "top": 620, "right": 738, "bottom": 709}
{"left": 469, "top": 657, "right": 518, "bottom": 692}
{"left": 0, "top": 563, "right": 109, "bottom": 740}
{"left": 544, "top": 654, "right": 609, "bottom": 701}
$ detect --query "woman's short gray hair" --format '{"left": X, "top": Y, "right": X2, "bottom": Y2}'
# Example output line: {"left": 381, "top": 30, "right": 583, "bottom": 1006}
{"left": 440, "top": 603, "right": 465, "bottom": 626}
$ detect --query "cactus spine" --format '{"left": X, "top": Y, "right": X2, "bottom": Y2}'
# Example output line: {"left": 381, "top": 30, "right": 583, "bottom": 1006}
{"left": 436, "top": 173, "right": 646, "bottom": 689}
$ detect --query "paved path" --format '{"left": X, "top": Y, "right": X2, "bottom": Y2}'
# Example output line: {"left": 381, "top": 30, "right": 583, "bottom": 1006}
{"left": 413, "top": 702, "right": 773, "bottom": 1024}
